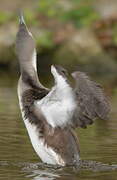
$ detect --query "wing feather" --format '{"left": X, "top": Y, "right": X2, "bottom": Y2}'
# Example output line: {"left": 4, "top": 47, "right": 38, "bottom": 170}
{"left": 71, "top": 71, "right": 111, "bottom": 128}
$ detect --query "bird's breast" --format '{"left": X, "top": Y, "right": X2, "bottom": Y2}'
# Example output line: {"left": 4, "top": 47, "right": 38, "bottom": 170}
{"left": 36, "top": 93, "right": 76, "bottom": 128}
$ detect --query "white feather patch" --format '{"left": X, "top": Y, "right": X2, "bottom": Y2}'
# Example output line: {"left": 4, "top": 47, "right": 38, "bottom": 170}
{"left": 35, "top": 78, "right": 77, "bottom": 128}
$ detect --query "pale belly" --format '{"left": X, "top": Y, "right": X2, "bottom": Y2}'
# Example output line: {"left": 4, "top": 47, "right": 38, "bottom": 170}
{"left": 23, "top": 118, "right": 65, "bottom": 166}
{"left": 18, "top": 95, "right": 65, "bottom": 166}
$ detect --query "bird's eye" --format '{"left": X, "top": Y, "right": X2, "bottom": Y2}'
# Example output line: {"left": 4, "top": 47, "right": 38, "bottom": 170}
{"left": 62, "top": 70, "right": 65, "bottom": 73}
{"left": 61, "top": 69, "right": 68, "bottom": 76}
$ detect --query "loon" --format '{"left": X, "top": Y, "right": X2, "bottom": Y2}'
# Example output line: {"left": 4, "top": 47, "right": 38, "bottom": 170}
{"left": 16, "top": 14, "right": 110, "bottom": 166}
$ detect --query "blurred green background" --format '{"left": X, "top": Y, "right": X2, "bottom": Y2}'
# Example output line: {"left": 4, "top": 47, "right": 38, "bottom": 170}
{"left": 0, "top": 0, "right": 117, "bottom": 90}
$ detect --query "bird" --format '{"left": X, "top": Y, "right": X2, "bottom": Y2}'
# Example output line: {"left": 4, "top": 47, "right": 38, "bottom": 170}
{"left": 16, "top": 13, "right": 111, "bottom": 166}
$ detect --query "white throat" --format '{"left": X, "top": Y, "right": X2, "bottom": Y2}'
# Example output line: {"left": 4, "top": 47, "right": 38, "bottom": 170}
{"left": 56, "top": 76, "right": 69, "bottom": 92}
{"left": 51, "top": 65, "right": 68, "bottom": 91}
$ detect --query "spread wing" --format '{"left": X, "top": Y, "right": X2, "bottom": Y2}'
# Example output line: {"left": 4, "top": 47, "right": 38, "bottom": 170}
{"left": 27, "top": 69, "right": 110, "bottom": 130}
{"left": 71, "top": 71, "right": 111, "bottom": 128}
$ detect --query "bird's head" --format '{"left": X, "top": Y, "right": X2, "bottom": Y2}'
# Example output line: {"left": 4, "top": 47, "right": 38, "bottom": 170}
{"left": 51, "top": 65, "right": 68, "bottom": 85}
{"left": 16, "top": 12, "right": 36, "bottom": 70}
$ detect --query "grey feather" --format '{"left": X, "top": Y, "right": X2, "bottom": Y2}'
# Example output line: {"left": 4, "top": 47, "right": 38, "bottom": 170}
{"left": 72, "top": 71, "right": 111, "bottom": 128}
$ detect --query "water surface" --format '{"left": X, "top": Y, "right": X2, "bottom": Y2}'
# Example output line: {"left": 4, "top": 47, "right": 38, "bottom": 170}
{"left": 0, "top": 74, "right": 117, "bottom": 180}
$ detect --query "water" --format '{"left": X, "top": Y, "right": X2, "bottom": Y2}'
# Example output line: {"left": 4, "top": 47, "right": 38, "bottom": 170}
{"left": 0, "top": 74, "right": 117, "bottom": 180}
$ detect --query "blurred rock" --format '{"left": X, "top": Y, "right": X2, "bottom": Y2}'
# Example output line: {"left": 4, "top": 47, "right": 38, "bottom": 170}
{"left": 94, "top": 0, "right": 117, "bottom": 20}
{"left": 0, "top": 0, "right": 37, "bottom": 12}
{"left": 0, "top": 23, "right": 17, "bottom": 68}
{"left": 54, "top": 28, "right": 117, "bottom": 81}
{"left": 0, "top": 0, "right": 116, "bottom": 87}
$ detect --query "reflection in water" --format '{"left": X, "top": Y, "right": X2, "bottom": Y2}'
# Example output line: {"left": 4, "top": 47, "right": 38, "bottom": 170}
{"left": 0, "top": 160, "right": 117, "bottom": 180}
{"left": 0, "top": 76, "right": 117, "bottom": 180}
{"left": 25, "top": 169, "right": 60, "bottom": 180}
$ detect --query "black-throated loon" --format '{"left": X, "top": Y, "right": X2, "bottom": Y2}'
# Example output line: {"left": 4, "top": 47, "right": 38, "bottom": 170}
{"left": 16, "top": 14, "right": 110, "bottom": 166}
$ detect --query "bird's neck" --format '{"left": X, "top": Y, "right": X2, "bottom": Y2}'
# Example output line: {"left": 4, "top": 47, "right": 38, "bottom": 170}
{"left": 20, "top": 50, "right": 37, "bottom": 76}
{"left": 54, "top": 77, "right": 72, "bottom": 98}
{"left": 19, "top": 51, "right": 44, "bottom": 90}
{"left": 55, "top": 75, "right": 69, "bottom": 89}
